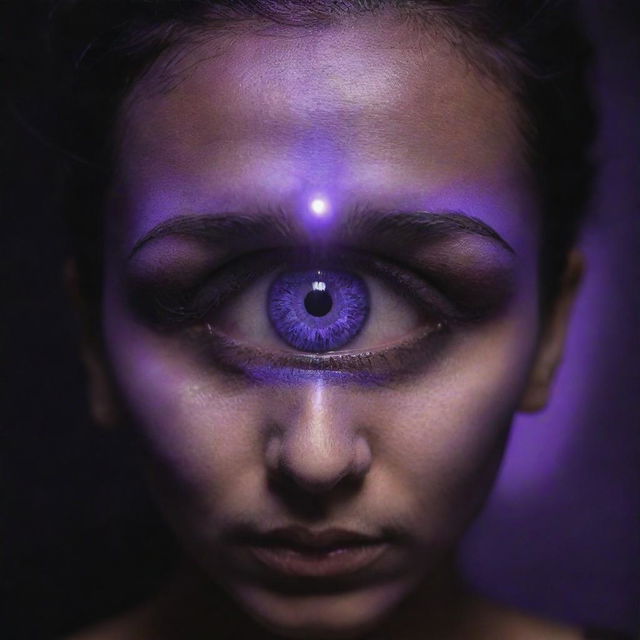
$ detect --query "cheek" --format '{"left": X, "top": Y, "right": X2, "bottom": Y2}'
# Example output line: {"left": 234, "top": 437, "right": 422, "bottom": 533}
{"left": 102, "top": 289, "right": 264, "bottom": 518}
{"left": 366, "top": 309, "right": 540, "bottom": 540}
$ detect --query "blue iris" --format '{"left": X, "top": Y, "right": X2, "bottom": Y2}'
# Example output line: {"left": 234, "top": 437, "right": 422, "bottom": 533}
{"left": 268, "top": 269, "right": 369, "bottom": 352}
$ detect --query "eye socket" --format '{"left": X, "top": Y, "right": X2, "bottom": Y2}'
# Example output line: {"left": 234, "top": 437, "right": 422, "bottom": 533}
{"left": 129, "top": 247, "right": 472, "bottom": 380}
{"left": 126, "top": 230, "right": 518, "bottom": 382}
{"left": 197, "top": 250, "right": 448, "bottom": 357}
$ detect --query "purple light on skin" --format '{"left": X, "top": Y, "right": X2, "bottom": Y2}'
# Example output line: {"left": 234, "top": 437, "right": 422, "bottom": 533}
{"left": 299, "top": 193, "right": 336, "bottom": 238}
{"left": 240, "top": 365, "right": 392, "bottom": 387}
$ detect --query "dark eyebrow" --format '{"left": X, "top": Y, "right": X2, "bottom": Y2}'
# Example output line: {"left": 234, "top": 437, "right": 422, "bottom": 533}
{"left": 129, "top": 207, "right": 515, "bottom": 259}
{"left": 345, "top": 209, "right": 515, "bottom": 254}
{"left": 129, "top": 210, "right": 294, "bottom": 258}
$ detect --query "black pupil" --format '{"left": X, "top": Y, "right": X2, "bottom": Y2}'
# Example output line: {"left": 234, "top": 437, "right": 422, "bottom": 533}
{"left": 304, "top": 288, "right": 333, "bottom": 317}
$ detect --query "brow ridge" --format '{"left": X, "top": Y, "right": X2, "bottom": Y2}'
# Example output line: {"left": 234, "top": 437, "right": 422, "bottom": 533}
{"left": 129, "top": 207, "right": 515, "bottom": 259}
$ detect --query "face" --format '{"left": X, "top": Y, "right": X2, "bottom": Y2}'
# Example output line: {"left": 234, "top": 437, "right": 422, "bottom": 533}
{"left": 88, "top": 13, "right": 571, "bottom": 639}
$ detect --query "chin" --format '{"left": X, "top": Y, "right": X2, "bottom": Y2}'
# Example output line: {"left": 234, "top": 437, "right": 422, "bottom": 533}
{"left": 231, "top": 577, "right": 415, "bottom": 639}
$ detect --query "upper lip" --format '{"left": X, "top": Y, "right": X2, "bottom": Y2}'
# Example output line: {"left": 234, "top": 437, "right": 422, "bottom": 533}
{"left": 244, "top": 525, "right": 387, "bottom": 550}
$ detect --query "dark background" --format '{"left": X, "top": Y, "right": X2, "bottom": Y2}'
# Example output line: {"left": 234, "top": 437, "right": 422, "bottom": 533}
{"left": 1, "top": 2, "right": 639, "bottom": 639}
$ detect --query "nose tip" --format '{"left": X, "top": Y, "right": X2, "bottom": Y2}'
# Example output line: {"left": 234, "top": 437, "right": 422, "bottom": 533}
{"left": 266, "top": 431, "right": 372, "bottom": 495}
{"left": 264, "top": 385, "right": 372, "bottom": 497}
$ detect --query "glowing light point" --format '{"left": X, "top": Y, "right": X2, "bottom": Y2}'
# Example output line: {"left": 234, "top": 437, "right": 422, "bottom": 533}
{"left": 309, "top": 197, "right": 329, "bottom": 217}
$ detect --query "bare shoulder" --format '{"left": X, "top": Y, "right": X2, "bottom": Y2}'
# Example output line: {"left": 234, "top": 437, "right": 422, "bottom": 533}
{"left": 503, "top": 610, "right": 583, "bottom": 640}
{"left": 65, "top": 604, "right": 155, "bottom": 640}
{"left": 464, "top": 596, "right": 583, "bottom": 640}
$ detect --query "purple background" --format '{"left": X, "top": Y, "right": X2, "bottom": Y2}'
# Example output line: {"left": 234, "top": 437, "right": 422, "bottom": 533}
{"left": 0, "top": 1, "right": 638, "bottom": 637}
{"left": 461, "top": 3, "right": 640, "bottom": 632}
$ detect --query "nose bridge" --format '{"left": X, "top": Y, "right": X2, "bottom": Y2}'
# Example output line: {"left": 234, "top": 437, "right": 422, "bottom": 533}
{"left": 268, "top": 383, "right": 371, "bottom": 494}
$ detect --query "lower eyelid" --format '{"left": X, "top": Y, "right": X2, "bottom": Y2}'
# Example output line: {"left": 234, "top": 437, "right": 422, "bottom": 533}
{"left": 133, "top": 245, "right": 508, "bottom": 378}
{"left": 181, "top": 320, "right": 449, "bottom": 385}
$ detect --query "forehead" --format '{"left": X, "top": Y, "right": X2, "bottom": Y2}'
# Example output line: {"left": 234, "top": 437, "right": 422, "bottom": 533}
{"left": 114, "top": 14, "right": 535, "bottom": 247}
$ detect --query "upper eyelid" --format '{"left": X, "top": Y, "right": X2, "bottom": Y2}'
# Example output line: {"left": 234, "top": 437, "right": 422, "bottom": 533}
{"left": 128, "top": 244, "right": 512, "bottom": 336}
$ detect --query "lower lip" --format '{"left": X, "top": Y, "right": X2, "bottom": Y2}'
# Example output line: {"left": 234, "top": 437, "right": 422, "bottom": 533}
{"left": 249, "top": 543, "right": 389, "bottom": 578}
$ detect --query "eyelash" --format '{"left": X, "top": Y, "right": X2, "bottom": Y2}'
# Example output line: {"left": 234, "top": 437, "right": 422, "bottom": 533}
{"left": 152, "top": 248, "right": 458, "bottom": 317}
{"left": 190, "top": 322, "right": 448, "bottom": 386}
{"left": 150, "top": 251, "right": 284, "bottom": 326}
{"left": 136, "top": 247, "right": 473, "bottom": 383}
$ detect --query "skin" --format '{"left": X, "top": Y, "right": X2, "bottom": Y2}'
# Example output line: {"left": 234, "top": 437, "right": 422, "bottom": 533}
{"left": 70, "top": 12, "right": 584, "bottom": 640}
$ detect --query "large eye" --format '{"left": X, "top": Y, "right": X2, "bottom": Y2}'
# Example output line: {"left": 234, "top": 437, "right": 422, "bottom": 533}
{"left": 202, "top": 250, "right": 444, "bottom": 359}
{"left": 126, "top": 244, "right": 512, "bottom": 379}
{"left": 267, "top": 269, "right": 369, "bottom": 352}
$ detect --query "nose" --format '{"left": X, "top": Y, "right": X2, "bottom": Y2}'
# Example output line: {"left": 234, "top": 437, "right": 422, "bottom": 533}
{"left": 265, "top": 384, "right": 372, "bottom": 496}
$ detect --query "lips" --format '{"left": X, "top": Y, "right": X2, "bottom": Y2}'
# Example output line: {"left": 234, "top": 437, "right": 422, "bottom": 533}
{"left": 238, "top": 525, "right": 391, "bottom": 579}
{"left": 255, "top": 525, "right": 385, "bottom": 549}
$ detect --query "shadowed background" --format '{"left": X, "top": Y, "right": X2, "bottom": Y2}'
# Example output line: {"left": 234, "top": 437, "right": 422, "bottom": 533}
{"left": 1, "top": 2, "right": 638, "bottom": 638}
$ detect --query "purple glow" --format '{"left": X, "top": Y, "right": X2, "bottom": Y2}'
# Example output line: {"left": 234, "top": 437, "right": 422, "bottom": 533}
{"left": 309, "top": 196, "right": 330, "bottom": 218}
{"left": 238, "top": 365, "right": 390, "bottom": 386}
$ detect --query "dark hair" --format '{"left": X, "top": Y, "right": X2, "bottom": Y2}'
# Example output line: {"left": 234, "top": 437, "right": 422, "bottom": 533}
{"left": 50, "top": 0, "right": 596, "bottom": 314}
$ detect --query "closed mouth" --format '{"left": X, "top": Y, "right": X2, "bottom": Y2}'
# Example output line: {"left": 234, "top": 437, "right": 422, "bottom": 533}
{"left": 237, "top": 525, "right": 391, "bottom": 579}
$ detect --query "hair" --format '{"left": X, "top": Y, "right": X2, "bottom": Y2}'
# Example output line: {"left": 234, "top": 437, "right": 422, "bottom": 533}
{"left": 49, "top": 0, "right": 596, "bottom": 316}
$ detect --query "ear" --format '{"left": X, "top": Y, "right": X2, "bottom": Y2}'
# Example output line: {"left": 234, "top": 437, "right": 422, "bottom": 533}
{"left": 519, "top": 249, "right": 585, "bottom": 412}
{"left": 64, "top": 258, "right": 120, "bottom": 428}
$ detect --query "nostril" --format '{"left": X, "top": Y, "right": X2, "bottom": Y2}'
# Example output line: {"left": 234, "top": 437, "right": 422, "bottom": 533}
{"left": 274, "top": 449, "right": 352, "bottom": 495}
{"left": 280, "top": 463, "right": 351, "bottom": 495}
{"left": 266, "top": 460, "right": 367, "bottom": 520}
{"left": 265, "top": 428, "right": 372, "bottom": 498}
{"left": 353, "top": 434, "right": 373, "bottom": 478}
{"left": 264, "top": 431, "right": 283, "bottom": 474}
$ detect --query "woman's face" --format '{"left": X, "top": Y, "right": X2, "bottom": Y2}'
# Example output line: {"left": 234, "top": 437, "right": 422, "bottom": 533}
{"left": 93, "top": 14, "right": 559, "bottom": 638}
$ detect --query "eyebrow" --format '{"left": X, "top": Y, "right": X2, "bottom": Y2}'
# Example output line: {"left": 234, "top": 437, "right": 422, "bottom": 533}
{"left": 128, "top": 207, "right": 515, "bottom": 259}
